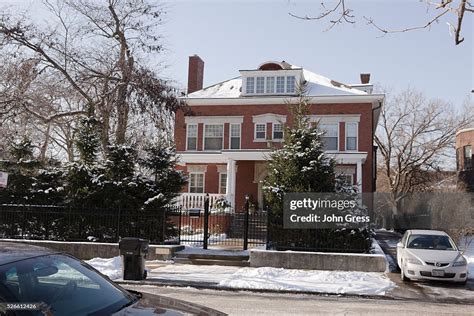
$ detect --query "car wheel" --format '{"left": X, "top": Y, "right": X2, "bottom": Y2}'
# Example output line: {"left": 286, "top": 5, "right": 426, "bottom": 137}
{"left": 401, "top": 269, "right": 410, "bottom": 282}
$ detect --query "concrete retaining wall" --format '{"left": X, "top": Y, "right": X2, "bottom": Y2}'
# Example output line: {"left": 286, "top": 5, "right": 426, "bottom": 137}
{"left": 0, "top": 239, "right": 183, "bottom": 260}
{"left": 250, "top": 249, "right": 387, "bottom": 272}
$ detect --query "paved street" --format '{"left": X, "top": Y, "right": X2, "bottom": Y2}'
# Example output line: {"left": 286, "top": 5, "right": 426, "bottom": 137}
{"left": 123, "top": 285, "right": 473, "bottom": 315}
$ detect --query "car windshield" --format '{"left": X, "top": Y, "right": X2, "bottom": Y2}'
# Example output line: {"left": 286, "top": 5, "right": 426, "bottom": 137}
{"left": 407, "top": 234, "right": 457, "bottom": 251}
{"left": 0, "top": 254, "right": 135, "bottom": 316}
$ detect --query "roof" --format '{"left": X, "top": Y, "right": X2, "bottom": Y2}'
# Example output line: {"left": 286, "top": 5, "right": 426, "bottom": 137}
{"left": 187, "top": 66, "right": 368, "bottom": 99}
{"left": 456, "top": 127, "right": 474, "bottom": 136}
{"left": 407, "top": 230, "right": 448, "bottom": 236}
{"left": 0, "top": 242, "right": 59, "bottom": 265}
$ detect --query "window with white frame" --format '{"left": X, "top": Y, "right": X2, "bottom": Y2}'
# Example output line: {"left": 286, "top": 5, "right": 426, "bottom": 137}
{"left": 219, "top": 173, "right": 227, "bottom": 194}
{"left": 340, "top": 174, "right": 354, "bottom": 186}
{"left": 276, "top": 76, "right": 285, "bottom": 93}
{"left": 273, "top": 123, "right": 284, "bottom": 140}
{"left": 266, "top": 77, "right": 275, "bottom": 93}
{"left": 186, "top": 124, "right": 197, "bottom": 150}
{"left": 246, "top": 77, "right": 255, "bottom": 94}
{"left": 465, "top": 145, "right": 472, "bottom": 169}
{"left": 346, "top": 123, "right": 358, "bottom": 151}
{"left": 189, "top": 173, "right": 204, "bottom": 193}
{"left": 320, "top": 124, "right": 338, "bottom": 151}
{"left": 255, "top": 123, "right": 266, "bottom": 140}
{"left": 256, "top": 77, "right": 265, "bottom": 94}
{"left": 230, "top": 124, "right": 241, "bottom": 149}
{"left": 204, "top": 124, "right": 223, "bottom": 150}
{"left": 286, "top": 76, "right": 296, "bottom": 93}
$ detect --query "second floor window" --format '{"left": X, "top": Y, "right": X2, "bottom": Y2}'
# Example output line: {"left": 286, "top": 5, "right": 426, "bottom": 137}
{"left": 186, "top": 124, "right": 197, "bottom": 150}
{"left": 273, "top": 123, "right": 284, "bottom": 140}
{"left": 230, "top": 124, "right": 241, "bottom": 149}
{"left": 255, "top": 123, "right": 266, "bottom": 140}
{"left": 204, "top": 124, "right": 223, "bottom": 150}
{"left": 346, "top": 123, "right": 358, "bottom": 151}
{"left": 320, "top": 124, "right": 338, "bottom": 151}
{"left": 465, "top": 145, "right": 472, "bottom": 169}
{"left": 189, "top": 173, "right": 204, "bottom": 193}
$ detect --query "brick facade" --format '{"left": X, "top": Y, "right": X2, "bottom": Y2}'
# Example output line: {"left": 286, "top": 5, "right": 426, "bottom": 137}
{"left": 456, "top": 128, "right": 474, "bottom": 192}
{"left": 176, "top": 57, "right": 383, "bottom": 211}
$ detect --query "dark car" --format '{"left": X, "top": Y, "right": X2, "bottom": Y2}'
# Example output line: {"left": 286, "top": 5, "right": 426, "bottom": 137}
{"left": 0, "top": 242, "right": 226, "bottom": 316}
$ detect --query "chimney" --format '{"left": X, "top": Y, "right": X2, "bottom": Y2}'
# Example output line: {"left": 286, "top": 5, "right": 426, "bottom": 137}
{"left": 188, "top": 55, "right": 204, "bottom": 94}
{"left": 360, "top": 73, "right": 371, "bottom": 84}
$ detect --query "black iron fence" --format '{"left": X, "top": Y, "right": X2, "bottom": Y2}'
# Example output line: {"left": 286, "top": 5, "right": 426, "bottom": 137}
{"left": 169, "top": 209, "right": 268, "bottom": 250}
{"left": 0, "top": 204, "right": 181, "bottom": 244}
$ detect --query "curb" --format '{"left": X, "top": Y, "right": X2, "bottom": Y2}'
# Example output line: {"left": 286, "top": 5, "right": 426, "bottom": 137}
{"left": 115, "top": 279, "right": 474, "bottom": 305}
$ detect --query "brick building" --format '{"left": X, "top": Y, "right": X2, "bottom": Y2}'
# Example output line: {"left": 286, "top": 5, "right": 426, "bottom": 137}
{"left": 175, "top": 56, "right": 385, "bottom": 211}
{"left": 456, "top": 128, "right": 474, "bottom": 192}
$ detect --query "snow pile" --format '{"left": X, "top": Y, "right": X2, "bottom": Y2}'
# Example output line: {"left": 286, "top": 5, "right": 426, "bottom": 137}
{"left": 150, "top": 264, "right": 240, "bottom": 284}
{"left": 85, "top": 256, "right": 122, "bottom": 280}
{"left": 219, "top": 267, "right": 395, "bottom": 295}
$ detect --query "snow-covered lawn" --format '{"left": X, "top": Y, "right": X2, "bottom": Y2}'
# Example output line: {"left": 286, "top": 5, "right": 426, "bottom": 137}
{"left": 219, "top": 267, "right": 395, "bottom": 295}
{"left": 85, "top": 256, "right": 122, "bottom": 280}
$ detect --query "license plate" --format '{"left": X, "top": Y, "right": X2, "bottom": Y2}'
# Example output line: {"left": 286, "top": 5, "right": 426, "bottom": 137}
{"left": 432, "top": 269, "right": 445, "bottom": 277}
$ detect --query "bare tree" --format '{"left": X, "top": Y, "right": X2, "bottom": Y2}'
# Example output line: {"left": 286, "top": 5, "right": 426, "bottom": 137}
{"left": 0, "top": 0, "right": 182, "bottom": 157}
{"left": 375, "top": 88, "right": 473, "bottom": 217}
{"left": 290, "top": 0, "right": 472, "bottom": 45}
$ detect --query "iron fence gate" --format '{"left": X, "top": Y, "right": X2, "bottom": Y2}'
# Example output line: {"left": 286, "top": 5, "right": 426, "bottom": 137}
{"left": 166, "top": 197, "right": 268, "bottom": 250}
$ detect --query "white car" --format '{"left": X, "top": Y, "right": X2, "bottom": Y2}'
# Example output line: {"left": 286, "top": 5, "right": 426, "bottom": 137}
{"left": 397, "top": 229, "right": 468, "bottom": 283}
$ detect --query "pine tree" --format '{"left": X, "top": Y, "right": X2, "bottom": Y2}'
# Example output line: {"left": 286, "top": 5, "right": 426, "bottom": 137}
{"left": 263, "top": 82, "right": 371, "bottom": 253}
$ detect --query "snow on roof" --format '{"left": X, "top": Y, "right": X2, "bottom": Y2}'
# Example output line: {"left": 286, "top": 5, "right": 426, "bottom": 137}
{"left": 187, "top": 67, "right": 367, "bottom": 99}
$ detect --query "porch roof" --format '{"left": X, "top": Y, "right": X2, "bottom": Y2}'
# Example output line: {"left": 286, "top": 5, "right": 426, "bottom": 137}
{"left": 176, "top": 151, "right": 367, "bottom": 165}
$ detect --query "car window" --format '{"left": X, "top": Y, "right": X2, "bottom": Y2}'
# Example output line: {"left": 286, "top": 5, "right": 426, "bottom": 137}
{"left": 407, "top": 234, "right": 457, "bottom": 250}
{"left": 0, "top": 254, "right": 134, "bottom": 316}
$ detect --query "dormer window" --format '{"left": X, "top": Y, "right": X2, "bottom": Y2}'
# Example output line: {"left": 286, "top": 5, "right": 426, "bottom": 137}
{"left": 286, "top": 76, "right": 296, "bottom": 93}
{"left": 246, "top": 77, "right": 255, "bottom": 94}
{"left": 276, "top": 76, "right": 285, "bottom": 93}
{"left": 240, "top": 64, "right": 303, "bottom": 96}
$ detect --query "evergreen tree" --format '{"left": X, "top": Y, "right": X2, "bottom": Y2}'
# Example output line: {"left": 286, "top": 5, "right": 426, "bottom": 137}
{"left": 263, "top": 82, "right": 371, "bottom": 253}
{"left": 0, "top": 137, "right": 41, "bottom": 204}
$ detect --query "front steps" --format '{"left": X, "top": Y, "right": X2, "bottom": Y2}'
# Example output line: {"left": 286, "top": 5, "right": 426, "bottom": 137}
{"left": 173, "top": 252, "right": 250, "bottom": 267}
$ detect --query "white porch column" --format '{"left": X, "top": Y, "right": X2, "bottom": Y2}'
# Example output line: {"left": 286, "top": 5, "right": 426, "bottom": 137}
{"left": 356, "top": 160, "right": 363, "bottom": 193}
{"left": 226, "top": 159, "right": 236, "bottom": 209}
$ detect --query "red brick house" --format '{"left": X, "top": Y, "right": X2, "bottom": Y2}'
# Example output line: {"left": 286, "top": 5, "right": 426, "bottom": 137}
{"left": 175, "top": 55, "right": 384, "bottom": 211}
{"left": 456, "top": 128, "right": 474, "bottom": 192}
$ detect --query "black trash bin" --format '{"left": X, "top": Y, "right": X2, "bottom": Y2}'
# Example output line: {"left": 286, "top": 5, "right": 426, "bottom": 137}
{"left": 119, "top": 237, "right": 149, "bottom": 280}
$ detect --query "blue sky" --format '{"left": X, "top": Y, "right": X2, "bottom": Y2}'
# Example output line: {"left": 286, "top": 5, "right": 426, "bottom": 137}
{"left": 159, "top": 0, "right": 472, "bottom": 107}
{"left": 3, "top": 0, "right": 472, "bottom": 107}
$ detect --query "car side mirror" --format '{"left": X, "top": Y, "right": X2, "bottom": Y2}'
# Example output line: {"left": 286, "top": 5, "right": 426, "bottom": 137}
{"left": 397, "top": 242, "right": 403, "bottom": 248}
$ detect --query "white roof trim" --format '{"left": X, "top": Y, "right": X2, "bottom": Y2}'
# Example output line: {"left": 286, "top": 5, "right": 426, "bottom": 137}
{"left": 177, "top": 151, "right": 367, "bottom": 164}
{"left": 184, "top": 94, "right": 385, "bottom": 106}
{"left": 253, "top": 113, "right": 287, "bottom": 124}
{"left": 456, "top": 128, "right": 474, "bottom": 136}
{"left": 185, "top": 116, "right": 244, "bottom": 124}
{"left": 310, "top": 115, "right": 361, "bottom": 123}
